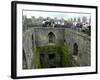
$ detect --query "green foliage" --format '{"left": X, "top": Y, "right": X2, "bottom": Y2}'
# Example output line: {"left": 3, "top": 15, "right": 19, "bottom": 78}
{"left": 31, "top": 48, "right": 41, "bottom": 69}
{"left": 59, "top": 45, "right": 76, "bottom": 67}
{"left": 31, "top": 45, "right": 78, "bottom": 69}
{"left": 37, "top": 45, "right": 58, "bottom": 53}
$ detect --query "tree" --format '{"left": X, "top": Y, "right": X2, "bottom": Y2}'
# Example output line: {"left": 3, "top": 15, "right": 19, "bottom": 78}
{"left": 46, "top": 17, "right": 51, "bottom": 21}
{"left": 54, "top": 17, "right": 57, "bottom": 21}
{"left": 50, "top": 19, "right": 54, "bottom": 23}
{"left": 67, "top": 18, "right": 71, "bottom": 22}
{"left": 37, "top": 16, "right": 44, "bottom": 24}
{"left": 32, "top": 16, "right": 35, "bottom": 19}
{"left": 78, "top": 17, "right": 81, "bottom": 22}
{"left": 54, "top": 17, "right": 58, "bottom": 24}
{"left": 64, "top": 20, "right": 67, "bottom": 25}
{"left": 70, "top": 18, "right": 73, "bottom": 22}
{"left": 31, "top": 16, "right": 36, "bottom": 24}
{"left": 74, "top": 17, "right": 77, "bottom": 22}
{"left": 23, "top": 15, "right": 28, "bottom": 32}
{"left": 89, "top": 17, "right": 91, "bottom": 25}
{"left": 82, "top": 16, "right": 87, "bottom": 23}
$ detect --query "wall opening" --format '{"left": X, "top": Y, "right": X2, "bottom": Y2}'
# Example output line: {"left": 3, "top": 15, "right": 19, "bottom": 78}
{"left": 32, "top": 34, "right": 34, "bottom": 47}
{"left": 73, "top": 43, "right": 78, "bottom": 55}
{"left": 48, "top": 32, "right": 55, "bottom": 43}
{"left": 48, "top": 53, "right": 55, "bottom": 59}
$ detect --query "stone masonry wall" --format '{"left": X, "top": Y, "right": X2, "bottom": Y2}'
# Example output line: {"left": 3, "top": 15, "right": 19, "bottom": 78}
{"left": 23, "top": 28, "right": 91, "bottom": 68}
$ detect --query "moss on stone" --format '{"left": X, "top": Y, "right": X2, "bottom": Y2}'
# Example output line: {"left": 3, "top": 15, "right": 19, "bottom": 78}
{"left": 31, "top": 48, "right": 41, "bottom": 69}
{"left": 31, "top": 45, "right": 78, "bottom": 69}
{"left": 59, "top": 45, "right": 76, "bottom": 67}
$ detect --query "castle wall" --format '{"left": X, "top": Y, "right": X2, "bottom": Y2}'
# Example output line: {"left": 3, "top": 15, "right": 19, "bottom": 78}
{"left": 23, "top": 27, "right": 91, "bottom": 68}
{"left": 64, "top": 29, "right": 90, "bottom": 66}
{"left": 34, "top": 28, "right": 65, "bottom": 46}
{"left": 22, "top": 28, "right": 34, "bottom": 69}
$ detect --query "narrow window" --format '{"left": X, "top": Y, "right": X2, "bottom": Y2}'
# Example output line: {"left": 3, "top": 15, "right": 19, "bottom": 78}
{"left": 73, "top": 43, "right": 78, "bottom": 55}
{"left": 48, "top": 32, "right": 55, "bottom": 43}
{"left": 32, "top": 34, "right": 34, "bottom": 46}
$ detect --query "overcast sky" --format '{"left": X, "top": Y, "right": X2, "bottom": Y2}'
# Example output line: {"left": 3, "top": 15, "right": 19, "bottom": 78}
{"left": 23, "top": 10, "right": 91, "bottom": 21}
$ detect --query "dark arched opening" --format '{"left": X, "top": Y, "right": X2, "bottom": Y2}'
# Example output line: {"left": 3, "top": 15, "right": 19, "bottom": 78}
{"left": 73, "top": 43, "right": 78, "bottom": 55}
{"left": 32, "top": 34, "right": 34, "bottom": 47}
{"left": 48, "top": 32, "right": 55, "bottom": 43}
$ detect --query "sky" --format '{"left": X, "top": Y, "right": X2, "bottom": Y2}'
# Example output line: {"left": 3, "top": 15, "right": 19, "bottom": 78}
{"left": 23, "top": 10, "right": 91, "bottom": 21}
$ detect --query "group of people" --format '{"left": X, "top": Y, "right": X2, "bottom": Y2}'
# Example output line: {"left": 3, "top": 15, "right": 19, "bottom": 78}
{"left": 42, "top": 20, "right": 55, "bottom": 28}
{"left": 42, "top": 20, "right": 65, "bottom": 28}
{"left": 42, "top": 20, "right": 91, "bottom": 36}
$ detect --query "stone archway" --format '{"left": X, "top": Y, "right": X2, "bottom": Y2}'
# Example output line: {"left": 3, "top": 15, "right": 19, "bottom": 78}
{"left": 48, "top": 32, "right": 55, "bottom": 43}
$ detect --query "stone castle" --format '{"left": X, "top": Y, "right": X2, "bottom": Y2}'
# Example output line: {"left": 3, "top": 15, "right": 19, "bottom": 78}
{"left": 23, "top": 27, "right": 90, "bottom": 69}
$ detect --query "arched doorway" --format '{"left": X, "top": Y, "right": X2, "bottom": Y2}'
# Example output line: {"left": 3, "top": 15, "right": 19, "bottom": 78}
{"left": 73, "top": 43, "right": 78, "bottom": 55}
{"left": 48, "top": 32, "right": 55, "bottom": 43}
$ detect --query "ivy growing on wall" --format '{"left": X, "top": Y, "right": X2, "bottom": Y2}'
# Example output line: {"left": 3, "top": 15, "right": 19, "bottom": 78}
{"left": 31, "top": 45, "right": 78, "bottom": 69}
